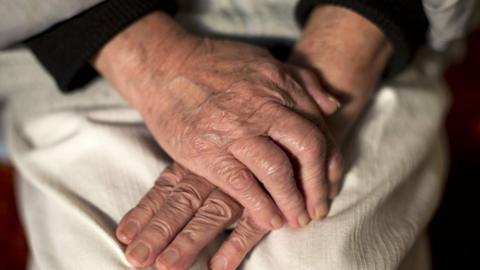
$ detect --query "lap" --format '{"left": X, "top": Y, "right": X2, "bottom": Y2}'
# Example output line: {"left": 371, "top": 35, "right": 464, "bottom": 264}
{"left": 7, "top": 49, "right": 449, "bottom": 270}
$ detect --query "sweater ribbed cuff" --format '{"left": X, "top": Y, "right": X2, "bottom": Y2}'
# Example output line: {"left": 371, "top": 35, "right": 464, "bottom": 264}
{"left": 26, "top": 0, "right": 177, "bottom": 92}
{"left": 295, "top": 0, "right": 429, "bottom": 77}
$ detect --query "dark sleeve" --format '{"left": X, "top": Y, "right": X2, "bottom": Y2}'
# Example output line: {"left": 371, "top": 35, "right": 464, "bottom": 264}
{"left": 25, "top": 0, "right": 177, "bottom": 92}
{"left": 295, "top": 0, "right": 429, "bottom": 76}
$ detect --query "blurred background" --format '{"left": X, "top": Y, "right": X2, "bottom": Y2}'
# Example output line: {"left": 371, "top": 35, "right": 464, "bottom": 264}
{"left": 1, "top": 25, "right": 479, "bottom": 270}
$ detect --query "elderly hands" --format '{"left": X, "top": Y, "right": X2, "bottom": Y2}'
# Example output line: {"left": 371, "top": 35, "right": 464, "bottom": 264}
{"left": 114, "top": 69, "right": 341, "bottom": 268}
{"left": 94, "top": 10, "right": 343, "bottom": 232}
{"left": 94, "top": 5, "right": 393, "bottom": 270}
{"left": 117, "top": 163, "right": 264, "bottom": 270}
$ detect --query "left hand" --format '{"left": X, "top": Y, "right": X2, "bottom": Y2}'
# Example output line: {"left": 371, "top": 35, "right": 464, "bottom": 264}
{"left": 288, "top": 5, "right": 393, "bottom": 146}
{"left": 117, "top": 163, "right": 267, "bottom": 270}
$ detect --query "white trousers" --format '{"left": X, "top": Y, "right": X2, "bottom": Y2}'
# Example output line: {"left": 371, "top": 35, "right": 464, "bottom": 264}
{"left": 1, "top": 44, "right": 450, "bottom": 269}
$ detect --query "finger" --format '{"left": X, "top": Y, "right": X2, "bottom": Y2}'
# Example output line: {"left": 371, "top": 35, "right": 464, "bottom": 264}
{"left": 155, "top": 190, "right": 242, "bottom": 270}
{"left": 210, "top": 214, "right": 267, "bottom": 270}
{"left": 278, "top": 73, "right": 331, "bottom": 124}
{"left": 116, "top": 164, "right": 185, "bottom": 244}
{"left": 124, "top": 174, "right": 215, "bottom": 267}
{"left": 264, "top": 104, "right": 331, "bottom": 220}
{"left": 205, "top": 154, "right": 284, "bottom": 230}
{"left": 284, "top": 68, "right": 342, "bottom": 199}
{"left": 287, "top": 65, "right": 341, "bottom": 116}
{"left": 229, "top": 136, "right": 311, "bottom": 228}
{"left": 328, "top": 151, "right": 343, "bottom": 199}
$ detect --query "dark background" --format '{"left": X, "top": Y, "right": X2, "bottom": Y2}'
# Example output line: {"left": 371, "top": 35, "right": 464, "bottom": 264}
{"left": 1, "top": 28, "right": 479, "bottom": 270}
{"left": 429, "top": 26, "right": 480, "bottom": 270}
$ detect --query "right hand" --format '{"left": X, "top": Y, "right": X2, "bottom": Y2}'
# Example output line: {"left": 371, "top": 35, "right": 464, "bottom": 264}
{"left": 93, "top": 12, "right": 343, "bottom": 230}
{"left": 115, "top": 61, "right": 345, "bottom": 268}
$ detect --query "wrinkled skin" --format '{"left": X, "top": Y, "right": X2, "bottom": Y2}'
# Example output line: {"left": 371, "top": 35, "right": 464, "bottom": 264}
{"left": 111, "top": 35, "right": 343, "bottom": 232}
{"left": 117, "top": 163, "right": 266, "bottom": 270}
{"left": 116, "top": 63, "right": 343, "bottom": 269}
{"left": 94, "top": 6, "right": 393, "bottom": 270}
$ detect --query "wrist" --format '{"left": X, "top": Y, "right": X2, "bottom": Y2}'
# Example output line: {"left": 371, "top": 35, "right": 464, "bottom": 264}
{"left": 291, "top": 5, "right": 392, "bottom": 94}
{"left": 291, "top": 5, "right": 393, "bottom": 143}
{"left": 92, "top": 11, "right": 199, "bottom": 106}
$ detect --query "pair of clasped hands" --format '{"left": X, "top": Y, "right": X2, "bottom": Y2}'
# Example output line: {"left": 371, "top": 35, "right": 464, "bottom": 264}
{"left": 93, "top": 5, "right": 392, "bottom": 270}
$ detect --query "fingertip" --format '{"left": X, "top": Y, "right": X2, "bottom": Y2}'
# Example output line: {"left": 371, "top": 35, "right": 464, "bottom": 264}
{"left": 125, "top": 241, "right": 152, "bottom": 267}
{"left": 297, "top": 212, "right": 312, "bottom": 227}
{"left": 326, "top": 95, "right": 341, "bottom": 114}
{"left": 210, "top": 255, "right": 228, "bottom": 270}
{"left": 309, "top": 200, "right": 330, "bottom": 221}
{"left": 116, "top": 219, "right": 140, "bottom": 244}
{"left": 313, "top": 92, "right": 341, "bottom": 116}
{"left": 155, "top": 248, "right": 180, "bottom": 270}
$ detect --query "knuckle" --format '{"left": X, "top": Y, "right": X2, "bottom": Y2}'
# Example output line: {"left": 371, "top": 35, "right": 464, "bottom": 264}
{"left": 225, "top": 168, "right": 255, "bottom": 194}
{"left": 258, "top": 90, "right": 295, "bottom": 110}
{"left": 135, "top": 202, "right": 156, "bottom": 218}
{"left": 231, "top": 140, "right": 255, "bottom": 157}
{"left": 276, "top": 183, "right": 299, "bottom": 201}
{"left": 137, "top": 194, "right": 161, "bottom": 215}
{"left": 255, "top": 100, "right": 284, "bottom": 117}
{"left": 277, "top": 186, "right": 303, "bottom": 207}
{"left": 153, "top": 176, "right": 177, "bottom": 194}
{"left": 169, "top": 184, "right": 204, "bottom": 210}
{"left": 262, "top": 162, "right": 301, "bottom": 202}
{"left": 164, "top": 164, "right": 186, "bottom": 178}
{"left": 159, "top": 165, "right": 183, "bottom": 181}
{"left": 190, "top": 134, "right": 214, "bottom": 153}
{"left": 199, "top": 198, "right": 235, "bottom": 222}
{"left": 175, "top": 228, "right": 201, "bottom": 246}
{"left": 300, "top": 126, "right": 327, "bottom": 158}
{"left": 263, "top": 156, "right": 292, "bottom": 179}
{"left": 229, "top": 220, "right": 261, "bottom": 253}
{"left": 248, "top": 193, "right": 272, "bottom": 212}
{"left": 229, "top": 234, "right": 250, "bottom": 253}
{"left": 256, "top": 61, "right": 282, "bottom": 79}
{"left": 147, "top": 217, "right": 174, "bottom": 239}
{"left": 282, "top": 196, "right": 305, "bottom": 213}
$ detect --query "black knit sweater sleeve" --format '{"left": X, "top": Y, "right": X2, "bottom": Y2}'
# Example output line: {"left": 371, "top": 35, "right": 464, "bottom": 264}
{"left": 295, "top": 0, "right": 429, "bottom": 76}
{"left": 25, "top": 0, "right": 177, "bottom": 92}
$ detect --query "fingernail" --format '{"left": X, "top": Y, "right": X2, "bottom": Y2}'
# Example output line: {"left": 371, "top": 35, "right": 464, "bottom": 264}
{"left": 327, "top": 95, "right": 341, "bottom": 110}
{"left": 329, "top": 152, "right": 343, "bottom": 171}
{"left": 157, "top": 249, "right": 179, "bottom": 269}
{"left": 210, "top": 256, "right": 227, "bottom": 270}
{"left": 270, "top": 215, "right": 284, "bottom": 230}
{"left": 119, "top": 220, "right": 140, "bottom": 242}
{"left": 126, "top": 241, "right": 150, "bottom": 264}
{"left": 298, "top": 213, "right": 311, "bottom": 227}
{"left": 313, "top": 203, "right": 328, "bottom": 220}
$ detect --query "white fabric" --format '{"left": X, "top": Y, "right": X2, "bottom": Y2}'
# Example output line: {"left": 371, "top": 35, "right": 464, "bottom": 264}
{"left": 0, "top": 0, "right": 474, "bottom": 49}
{"left": 0, "top": 1, "right": 452, "bottom": 269}
{"left": 3, "top": 46, "right": 450, "bottom": 269}
{"left": 0, "top": 0, "right": 102, "bottom": 48}
{"left": 423, "top": 0, "right": 476, "bottom": 50}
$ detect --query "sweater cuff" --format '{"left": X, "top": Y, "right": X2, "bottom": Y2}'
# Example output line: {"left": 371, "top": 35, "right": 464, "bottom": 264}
{"left": 25, "top": 0, "right": 177, "bottom": 92}
{"left": 295, "top": 0, "right": 429, "bottom": 77}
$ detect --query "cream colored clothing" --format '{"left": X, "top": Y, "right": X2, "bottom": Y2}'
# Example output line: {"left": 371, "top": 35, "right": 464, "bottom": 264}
{"left": 0, "top": 0, "right": 474, "bottom": 49}
{"left": 0, "top": 1, "right": 452, "bottom": 269}
{"left": 1, "top": 46, "right": 449, "bottom": 270}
